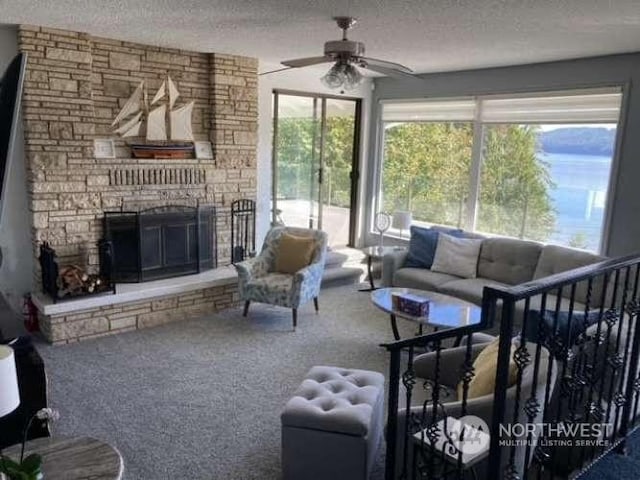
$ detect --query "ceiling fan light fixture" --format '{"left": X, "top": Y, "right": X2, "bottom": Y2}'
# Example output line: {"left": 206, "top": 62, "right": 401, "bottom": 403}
{"left": 321, "top": 61, "right": 362, "bottom": 91}
{"left": 321, "top": 62, "right": 345, "bottom": 89}
{"left": 342, "top": 63, "right": 362, "bottom": 90}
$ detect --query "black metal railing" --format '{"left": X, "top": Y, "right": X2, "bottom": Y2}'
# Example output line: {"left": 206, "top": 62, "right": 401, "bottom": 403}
{"left": 383, "top": 254, "right": 640, "bottom": 480}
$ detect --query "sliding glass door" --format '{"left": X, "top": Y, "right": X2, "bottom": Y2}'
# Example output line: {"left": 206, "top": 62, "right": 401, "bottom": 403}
{"left": 272, "top": 91, "right": 360, "bottom": 247}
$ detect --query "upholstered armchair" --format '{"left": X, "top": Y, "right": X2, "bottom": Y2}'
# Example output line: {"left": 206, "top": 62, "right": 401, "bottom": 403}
{"left": 234, "top": 226, "right": 328, "bottom": 329}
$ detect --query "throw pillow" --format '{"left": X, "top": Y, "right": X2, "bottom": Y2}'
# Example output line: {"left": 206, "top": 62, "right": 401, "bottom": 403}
{"left": 275, "top": 233, "right": 316, "bottom": 274}
{"left": 524, "top": 309, "right": 601, "bottom": 347}
{"left": 430, "top": 233, "right": 483, "bottom": 278}
{"left": 404, "top": 226, "right": 464, "bottom": 269}
{"left": 457, "top": 338, "right": 518, "bottom": 400}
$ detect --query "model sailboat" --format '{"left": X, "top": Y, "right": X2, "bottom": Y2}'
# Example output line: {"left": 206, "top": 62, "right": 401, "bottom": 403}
{"left": 112, "top": 75, "right": 195, "bottom": 158}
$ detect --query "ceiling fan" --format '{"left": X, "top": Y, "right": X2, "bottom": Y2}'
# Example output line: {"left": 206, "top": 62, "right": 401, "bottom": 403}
{"left": 261, "top": 16, "right": 417, "bottom": 90}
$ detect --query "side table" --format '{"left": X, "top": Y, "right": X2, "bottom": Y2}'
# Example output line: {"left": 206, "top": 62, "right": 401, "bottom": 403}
{"left": 3, "top": 436, "right": 123, "bottom": 480}
{"left": 359, "top": 246, "right": 406, "bottom": 292}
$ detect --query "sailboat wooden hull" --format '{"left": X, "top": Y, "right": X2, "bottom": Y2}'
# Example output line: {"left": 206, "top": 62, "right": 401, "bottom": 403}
{"left": 130, "top": 143, "right": 195, "bottom": 159}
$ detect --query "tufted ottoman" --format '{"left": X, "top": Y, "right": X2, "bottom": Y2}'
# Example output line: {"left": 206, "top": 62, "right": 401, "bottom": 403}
{"left": 281, "top": 365, "right": 385, "bottom": 480}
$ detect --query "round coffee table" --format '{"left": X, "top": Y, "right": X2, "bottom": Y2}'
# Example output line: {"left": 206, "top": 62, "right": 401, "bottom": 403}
{"left": 3, "top": 436, "right": 123, "bottom": 480}
{"left": 371, "top": 287, "right": 481, "bottom": 340}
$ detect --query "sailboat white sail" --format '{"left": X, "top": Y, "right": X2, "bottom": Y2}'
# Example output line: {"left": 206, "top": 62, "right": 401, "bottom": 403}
{"left": 167, "top": 76, "right": 179, "bottom": 109}
{"left": 111, "top": 81, "right": 144, "bottom": 127}
{"left": 147, "top": 105, "right": 167, "bottom": 141}
{"left": 170, "top": 101, "right": 194, "bottom": 141}
{"left": 114, "top": 111, "right": 143, "bottom": 138}
{"left": 151, "top": 81, "right": 165, "bottom": 105}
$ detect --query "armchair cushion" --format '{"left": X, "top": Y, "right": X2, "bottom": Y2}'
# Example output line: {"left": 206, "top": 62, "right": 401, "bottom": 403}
{"left": 275, "top": 233, "right": 316, "bottom": 274}
{"left": 459, "top": 337, "right": 518, "bottom": 399}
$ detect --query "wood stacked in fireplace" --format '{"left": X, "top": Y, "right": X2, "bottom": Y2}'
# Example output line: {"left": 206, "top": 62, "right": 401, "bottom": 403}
{"left": 39, "top": 242, "right": 116, "bottom": 303}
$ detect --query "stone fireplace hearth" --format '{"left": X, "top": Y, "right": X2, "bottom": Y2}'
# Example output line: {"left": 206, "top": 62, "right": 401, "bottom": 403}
{"left": 19, "top": 25, "right": 257, "bottom": 343}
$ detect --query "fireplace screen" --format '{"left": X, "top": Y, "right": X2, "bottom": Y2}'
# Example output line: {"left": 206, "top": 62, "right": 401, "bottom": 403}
{"left": 103, "top": 205, "right": 217, "bottom": 283}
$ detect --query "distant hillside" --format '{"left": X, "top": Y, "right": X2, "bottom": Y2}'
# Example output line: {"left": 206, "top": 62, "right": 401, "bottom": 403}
{"left": 539, "top": 127, "right": 616, "bottom": 156}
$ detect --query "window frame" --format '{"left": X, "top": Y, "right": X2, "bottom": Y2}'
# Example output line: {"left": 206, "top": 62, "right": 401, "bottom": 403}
{"left": 374, "top": 86, "right": 627, "bottom": 254}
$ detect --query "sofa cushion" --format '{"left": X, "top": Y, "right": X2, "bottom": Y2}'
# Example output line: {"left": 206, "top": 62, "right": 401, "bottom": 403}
{"left": 533, "top": 245, "right": 606, "bottom": 305}
{"left": 404, "top": 226, "right": 440, "bottom": 269}
{"left": 404, "top": 226, "right": 463, "bottom": 269}
{"left": 431, "top": 234, "right": 483, "bottom": 279}
{"left": 478, "top": 237, "right": 542, "bottom": 285}
{"left": 393, "top": 268, "right": 461, "bottom": 291}
{"left": 439, "top": 278, "right": 509, "bottom": 306}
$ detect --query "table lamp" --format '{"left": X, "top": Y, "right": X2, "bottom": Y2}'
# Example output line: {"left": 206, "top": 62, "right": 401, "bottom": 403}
{"left": 0, "top": 345, "right": 20, "bottom": 418}
{"left": 392, "top": 211, "right": 413, "bottom": 239}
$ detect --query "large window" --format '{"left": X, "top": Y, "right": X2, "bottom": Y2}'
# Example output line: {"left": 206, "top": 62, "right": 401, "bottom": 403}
{"left": 378, "top": 89, "right": 622, "bottom": 252}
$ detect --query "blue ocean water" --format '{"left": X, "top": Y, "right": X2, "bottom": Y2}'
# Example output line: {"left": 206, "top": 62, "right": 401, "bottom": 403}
{"left": 540, "top": 152, "right": 612, "bottom": 252}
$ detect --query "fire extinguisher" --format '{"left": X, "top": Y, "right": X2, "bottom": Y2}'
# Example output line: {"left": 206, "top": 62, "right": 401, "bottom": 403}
{"left": 23, "top": 294, "right": 39, "bottom": 333}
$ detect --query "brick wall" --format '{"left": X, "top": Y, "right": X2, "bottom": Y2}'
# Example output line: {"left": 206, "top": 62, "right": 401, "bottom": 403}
{"left": 18, "top": 25, "right": 258, "bottom": 280}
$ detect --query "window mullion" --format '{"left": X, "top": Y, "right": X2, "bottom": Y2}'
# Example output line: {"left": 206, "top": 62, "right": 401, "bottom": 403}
{"left": 465, "top": 101, "right": 484, "bottom": 231}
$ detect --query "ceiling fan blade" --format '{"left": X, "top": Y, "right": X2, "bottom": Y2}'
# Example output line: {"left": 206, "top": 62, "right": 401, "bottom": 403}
{"left": 281, "top": 56, "right": 333, "bottom": 68}
{"left": 363, "top": 63, "right": 423, "bottom": 82}
{"left": 361, "top": 57, "right": 413, "bottom": 74}
{"left": 259, "top": 66, "right": 295, "bottom": 76}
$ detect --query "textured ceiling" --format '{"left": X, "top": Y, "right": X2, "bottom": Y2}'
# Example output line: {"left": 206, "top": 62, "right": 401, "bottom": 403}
{"left": 2, "top": 0, "right": 640, "bottom": 75}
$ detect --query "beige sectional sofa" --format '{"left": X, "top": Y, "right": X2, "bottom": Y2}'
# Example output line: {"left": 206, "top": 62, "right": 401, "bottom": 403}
{"left": 381, "top": 236, "right": 607, "bottom": 326}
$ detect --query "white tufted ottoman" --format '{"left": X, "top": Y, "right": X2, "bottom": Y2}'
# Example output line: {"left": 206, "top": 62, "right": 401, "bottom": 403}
{"left": 281, "top": 365, "right": 385, "bottom": 480}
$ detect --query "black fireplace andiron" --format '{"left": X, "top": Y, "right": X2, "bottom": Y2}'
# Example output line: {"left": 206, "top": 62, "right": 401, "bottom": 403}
{"left": 231, "top": 199, "right": 256, "bottom": 264}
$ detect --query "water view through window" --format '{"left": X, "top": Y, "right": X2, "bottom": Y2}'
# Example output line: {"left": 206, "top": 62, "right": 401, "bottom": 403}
{"left": 381, "top": 121, "right": 617, "bottom": 252}
{"left": 540, "top": 125, "right": 615, "bottom": 251}
{"left": 478, "top": 124, "right": 615, "bottom": 251}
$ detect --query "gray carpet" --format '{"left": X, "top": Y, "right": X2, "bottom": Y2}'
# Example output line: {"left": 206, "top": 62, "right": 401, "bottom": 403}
{"left": 37, "top": 284, "right": 417, "bottom": 480}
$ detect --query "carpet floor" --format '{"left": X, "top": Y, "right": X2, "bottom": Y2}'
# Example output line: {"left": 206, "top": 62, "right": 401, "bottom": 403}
{"left": 36, "top": 283, "right": 639, "bottom": 479}
{"left": 37, "top": 284, "right": 416, "bottom": 479}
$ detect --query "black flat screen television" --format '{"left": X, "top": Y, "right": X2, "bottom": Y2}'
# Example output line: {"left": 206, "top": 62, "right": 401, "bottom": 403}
{"left": 0, "top": 53, "right": 27, "bottom": 213}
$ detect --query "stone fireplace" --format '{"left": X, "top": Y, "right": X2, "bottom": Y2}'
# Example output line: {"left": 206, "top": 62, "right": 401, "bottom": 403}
{"left": 19, "top": 25, "right": 258, "bottom": 343}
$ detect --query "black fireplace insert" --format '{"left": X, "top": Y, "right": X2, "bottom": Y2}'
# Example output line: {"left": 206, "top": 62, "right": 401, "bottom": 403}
{"left": 103, "top": 205, "right": 217, "bottom": 283}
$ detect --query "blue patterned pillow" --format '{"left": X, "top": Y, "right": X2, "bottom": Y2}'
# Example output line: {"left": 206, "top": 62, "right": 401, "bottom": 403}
{"left": 524, "top": 309, "right": 601, "bottom": 348}
{"left": 404, "top": 226, "right": 463, "bottom": 269}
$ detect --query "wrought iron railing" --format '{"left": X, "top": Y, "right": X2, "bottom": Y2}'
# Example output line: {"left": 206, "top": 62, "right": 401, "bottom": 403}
{"left": 383, "top": 254, "right": 640, "bottom": 480}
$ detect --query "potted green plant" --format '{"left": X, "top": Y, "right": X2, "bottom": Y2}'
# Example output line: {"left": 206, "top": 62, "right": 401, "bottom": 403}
{"left": 0, "top": 408, "right": 59, "bottom": 480}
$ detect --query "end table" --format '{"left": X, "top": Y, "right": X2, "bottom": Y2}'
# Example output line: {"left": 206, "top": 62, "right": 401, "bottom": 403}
{"left": 3, "top": 436, "right": 123, "bottom": 480}
{"left": 359, "top": 246, "right": 406, "bottom": 292}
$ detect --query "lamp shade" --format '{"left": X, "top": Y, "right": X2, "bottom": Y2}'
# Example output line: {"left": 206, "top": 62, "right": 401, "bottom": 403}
{"left": 0, "top": 345, "right": 20, "bottom": 417}
{"left": 392, "top": 211, "right": 413, "bottom": 231}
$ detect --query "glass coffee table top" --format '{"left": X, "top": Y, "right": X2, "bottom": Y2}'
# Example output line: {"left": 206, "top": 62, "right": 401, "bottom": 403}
{"left": 371, "top": 288, "right": 482, "bottom": 340}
